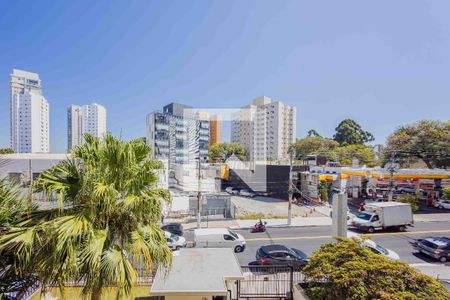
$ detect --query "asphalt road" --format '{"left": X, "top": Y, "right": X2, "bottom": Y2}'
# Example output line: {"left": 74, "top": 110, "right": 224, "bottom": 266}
{"left": 232, "top": 221, "right": 450, "bottom": 266}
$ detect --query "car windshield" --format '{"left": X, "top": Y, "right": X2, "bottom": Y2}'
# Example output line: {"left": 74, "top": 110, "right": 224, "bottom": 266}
{"left": 171, "top": 234, "right": 179, "bottom": 242}
{"left": 374, "top": 244, "right": 389, "bottom": 255}
{"left": 228, "top": 230, "right": 239, "bottom": 239}
{"left": 357, "top": 212, "right": 373, "bottom": 220}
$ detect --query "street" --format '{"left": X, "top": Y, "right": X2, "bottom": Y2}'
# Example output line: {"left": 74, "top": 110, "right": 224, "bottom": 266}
{"left": 231, "top": 221, "right": 450, "bottom": 267}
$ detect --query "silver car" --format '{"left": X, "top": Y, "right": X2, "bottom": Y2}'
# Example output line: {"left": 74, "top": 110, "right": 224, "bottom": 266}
{"left": 165, "top": 231, "right": 187, "bottom": 251}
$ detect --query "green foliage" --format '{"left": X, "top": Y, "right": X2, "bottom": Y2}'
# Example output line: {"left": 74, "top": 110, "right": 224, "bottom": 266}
{"left": 0, "top": 133, "right": 172, "bottom": 299}
{"left": 398, "top": 194, "right": 420, "bottom": 212}
{"left": 335, "top": 144, "right": 376, "bottom": 167}
{"left": 289, "top": 136, "right": 339, "bottom": 161}
{"left": 333, "top": 119, "right": 375, "bottom": 145}
{"left": 290, "top": 137, "right": 376, "bottom": 166}
{"left": 318, "top": 180, "right": 328, "bottom": 202}
{"left": 209, "top": 142, "right": 248, "bottom": 162}
{"left": 302, "top": 238, "right": 450, "bottom": 300}
{"left": 444, "top": 187, "right": 450, "bottom": 200}
{"left": 383, "top": 120, "right": 450, "bottom": 168}
{"left": 0, "top": 148, "right": 14, "bottom": 154}
{"left": 0, "top": 165, "right": 38, "bottom": 298}
{"left": 307, "top": 129, "right": 321, "bottom": 137}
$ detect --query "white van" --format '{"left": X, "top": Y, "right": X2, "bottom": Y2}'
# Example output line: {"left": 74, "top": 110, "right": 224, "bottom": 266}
{"left": 194, "top": 228, "right": 246, "bottom": 253}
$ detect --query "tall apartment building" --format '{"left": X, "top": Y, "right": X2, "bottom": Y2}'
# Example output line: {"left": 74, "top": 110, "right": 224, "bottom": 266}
{"left": 67, "top": 103, "right": 106, "bottom": 150}
{"left": 10, "top": 69, "right": 49, "bottom": 153}
{"left": 231, "top": 96, "right": 296, "bottom": 161}
{"left": 209, "top": 114, "right": 222, "bottom": 146}
{"left": 146, "top": 103, "right": 210, "bottom": 170}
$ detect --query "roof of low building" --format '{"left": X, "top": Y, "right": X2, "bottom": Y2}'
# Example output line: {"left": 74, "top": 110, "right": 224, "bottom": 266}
{"left": 151, "top": 248, "right": 243, "bottom": 295}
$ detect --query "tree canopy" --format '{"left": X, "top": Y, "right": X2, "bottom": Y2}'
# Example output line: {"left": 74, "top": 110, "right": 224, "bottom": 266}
{"left": 307, "top": 129, "right": 322, "bottom": 137}
{"left": 0, "top": 134, "right": 172, "bottom": 300}
{"left": 302, "top": 237, "right": 449, "bottom": 300}
{"left": 289, "top": 136, "right": 339, "bottom": 161}
{"left": 335, "top": 144, "right": 376, "bottom": 167}
{"left": 0, "top": 148, "right": 14, "bottom": 154}
{"left": 209, "top": 142, "right": 248, "bottom": 162}
{"left": 383, "top": 120, "right": 450, "bottom": 169}
{"left": 333, "top": 119, "right": 375, "bottom": 145}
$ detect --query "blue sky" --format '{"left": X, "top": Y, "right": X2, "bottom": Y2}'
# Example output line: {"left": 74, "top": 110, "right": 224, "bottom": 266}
{"left": 0, "top": 0, "right": 449, "bottom": 152}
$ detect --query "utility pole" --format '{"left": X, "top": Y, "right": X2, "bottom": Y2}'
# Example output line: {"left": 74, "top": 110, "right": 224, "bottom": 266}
{"left": 387, "top": 152, "right": 396, "bottom": 201}
{"left": 197, "top": 156, "right": 202, "bottom": 229}
{"left": 287, "top": 150, "right": 294, "bottom": 225}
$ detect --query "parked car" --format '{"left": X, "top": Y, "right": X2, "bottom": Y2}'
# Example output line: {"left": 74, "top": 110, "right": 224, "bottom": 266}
{"left": 347, "top": 231, "right": 400, "bottom": 260}
{"left": 255, "top": 244, "right": 309, "bottom": 268}
{"left": 412, "top": 237, "right": 450, "bottom": 263}
{"left": 194, "top": 228, "right": 246, "bottom": 253}
{"left": 395, "top": 184, "right": 422, "bottom": 194}
{"left": 225, "top": 187, "right": 235, "bottom": 194}
{"left": 164, "top": 231, "right": 186, "bottom": 250}
{"left": 433, "top": 199, "right": 450, "bottom": 210}
{"left": 230, "top": 188, "right": 240, "bottom": 195}
{"left": 239, "top": 189, "right": 256, "bottom": 197}
{"left": 161, "top": 223, "right": 184, "bottom": 236}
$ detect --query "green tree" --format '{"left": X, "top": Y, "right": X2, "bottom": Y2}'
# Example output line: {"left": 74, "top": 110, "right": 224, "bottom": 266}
{"left": 398, "top": 194, "right": 420, "bottom": 212}
{"left": 335, "top": 144, "right": 376, "bottom": 167}
{"left": 0, "top": 160, "right": 38, "bottom": 298}
{"left": 383, "top": 120, "right": 450, "bottom": 169}
{"left": 333, "top": 119, "right": 374, "bottom": 145}
{"left": 209, "top": 142, "right": 248, "bottom": 162}
{"left": 0, "top": 148, "right": 14, "bottom": 154}
{"left": 0, "top": 134, "right": 172, "bottom": 300}
{"left": 302, "top": 237, "right": 449, "bottom": 300}
{"left": 307, "top": 129, "right": 322, "bottom": 137}
{"left": 442, "top": 187, "right": 450, "bottom": 200}
{"left": 289, "top": 136, "right": 339, "bottom": 160}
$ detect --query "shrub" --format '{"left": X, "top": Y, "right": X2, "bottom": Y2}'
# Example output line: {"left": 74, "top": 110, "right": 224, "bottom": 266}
{"left": 398, "top": 194, "right": 420, "bottom": 212}
{"left": 302, "top": 238, "right": 449, "bottom": 300}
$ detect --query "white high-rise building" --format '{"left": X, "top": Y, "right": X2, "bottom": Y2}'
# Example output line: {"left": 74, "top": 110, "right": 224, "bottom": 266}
{"left": 10, "top": 69, "right": 49, "bottom": 153}
{"left": 231, "top": 96, "right": 296, "bottom": 161}
{"left": 67, "top": 103, "right": 106, "bottom": 150}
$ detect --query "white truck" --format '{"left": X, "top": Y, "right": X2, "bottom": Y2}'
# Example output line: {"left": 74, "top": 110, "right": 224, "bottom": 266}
{"left": 351, "top": 202, "right": 413, "bottom": 233}
{"left": 193, "top": 228, "right": 246, "bottom": 253}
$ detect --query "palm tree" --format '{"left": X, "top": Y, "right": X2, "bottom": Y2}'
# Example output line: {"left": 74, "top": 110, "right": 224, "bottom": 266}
{"left": 0, "top": 159, "right": 38, "bottom": 299}
{"left": 0, "top": 134, "right": 172, "bottom": 300}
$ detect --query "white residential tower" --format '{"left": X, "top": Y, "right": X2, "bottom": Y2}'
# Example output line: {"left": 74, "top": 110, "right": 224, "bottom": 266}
{"left": 67, "top": 103, "right": 106, "bottom": 150}
{"left": 10, "top": 69, "right": 49, "bottom": 153}
{"left": 231, "top": 96, "right": 296, "bottom": 161}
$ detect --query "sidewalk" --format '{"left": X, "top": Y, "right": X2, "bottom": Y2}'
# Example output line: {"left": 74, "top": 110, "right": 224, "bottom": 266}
{"left": 414, "top": 213, "right": 450, "bottom": 223}
{"left": 234, "top": 216, "right": 332, "bottom": 229}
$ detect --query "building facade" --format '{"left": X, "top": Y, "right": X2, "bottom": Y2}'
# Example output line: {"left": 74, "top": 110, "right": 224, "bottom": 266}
{"left": 146, "top": 103, "right": 210, "bottom": 171}
{"left": 209, "top": 114, "right": 222, "bottom": 146}
{"left": 67, "top": 103, "right": 106, "bottom": 150}
{"left": 10, "top": 69, "right": 49, "bottom": 153}
{"left": 231, "top": 96, "right": 296, "bottom": 161}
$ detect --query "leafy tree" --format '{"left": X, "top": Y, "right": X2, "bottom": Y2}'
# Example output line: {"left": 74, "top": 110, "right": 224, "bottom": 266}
{"left": 307, "top": 129, "right": 321, "bottom": 137}
{"left": 398, "top": 194, "right": 420, "bottom": 212}
{"left": 0, "top": 161, "right": 38, "bottom": 299}
{"left": 0, "top": 134, "right": 172, "bottom": 300}
{"left": 289, "top": 136, "right": 339, "bottom": 160}
{"left": 318, "top": 180, "right": 328, "bottom": 202}
{"left": 302, "top": 237, "right": 449, "bottom": 300}
{"left": 209, "top": 142, "right": 248, "bottom": 162}
{"left": 383, "top": 120, "right": 450, "bottom": 169}
{"left": 0, "top": 148, "right": 14, "bottom": 154}
{"left": 335, "top": 144, "right": 376, "bottom": 167}
{"left": 333, "top": 119, "right": 374, "bottom": 145}
{"left": 442, "top": 187, "right": 450, "bottom": 200}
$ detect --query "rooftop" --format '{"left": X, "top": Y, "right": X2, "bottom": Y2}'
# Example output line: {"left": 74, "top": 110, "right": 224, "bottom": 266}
{"left": 151, "top": 248, "right": 243, "bottom": 296}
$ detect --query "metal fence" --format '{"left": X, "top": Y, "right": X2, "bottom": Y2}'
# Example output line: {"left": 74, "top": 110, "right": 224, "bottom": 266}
{"left": 238, "top": 265, "right": 307, "bottom": 299}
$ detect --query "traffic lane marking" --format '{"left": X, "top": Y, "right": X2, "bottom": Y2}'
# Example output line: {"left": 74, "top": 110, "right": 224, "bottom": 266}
{"left": 246, "top": 229, "right": 450, "bottom": 242}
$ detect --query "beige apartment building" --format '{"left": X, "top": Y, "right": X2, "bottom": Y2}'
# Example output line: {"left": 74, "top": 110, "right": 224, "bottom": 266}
{"left": 231, "top": 96, "right": 296, "bottom": 161}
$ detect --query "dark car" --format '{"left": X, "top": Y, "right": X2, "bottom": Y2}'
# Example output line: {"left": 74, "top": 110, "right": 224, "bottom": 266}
{"left": 413, "top": 237, "right": 450, "bottom": 263}
{"left": 255, "top": 244, "right": 309, "bottom": 268}
{"left": 161, "top": 223, "right": 183, "bottom": 236}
